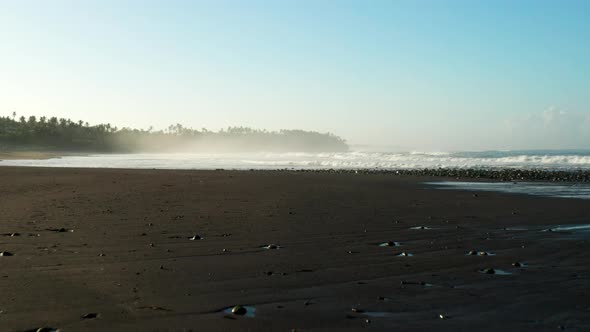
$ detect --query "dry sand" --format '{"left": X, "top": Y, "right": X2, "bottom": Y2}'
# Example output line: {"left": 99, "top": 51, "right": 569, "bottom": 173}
{"left": 0, "top": 167, "right": 588, "bottom": 331}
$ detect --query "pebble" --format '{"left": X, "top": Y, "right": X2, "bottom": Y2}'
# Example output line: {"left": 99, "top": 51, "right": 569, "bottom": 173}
{"left": 231, "top": 305, "right": 247, "bottom": 315}
{"left": 81, "top": 313, "right": 99, "bottom": 319}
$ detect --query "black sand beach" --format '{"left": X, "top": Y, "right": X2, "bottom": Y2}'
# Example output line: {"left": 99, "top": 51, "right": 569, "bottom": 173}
{"left": 0, "top": 167, "right": 589, "bottom": 331}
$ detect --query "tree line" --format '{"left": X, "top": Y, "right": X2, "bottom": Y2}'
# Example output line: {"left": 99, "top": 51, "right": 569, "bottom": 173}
{"left": 0, "top": 113, "right": 349, "bottom": 153}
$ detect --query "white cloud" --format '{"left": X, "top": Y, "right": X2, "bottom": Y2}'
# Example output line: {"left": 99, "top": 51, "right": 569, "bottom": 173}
{"left": 503, "top": 107, "right": 590, "bottom": 150}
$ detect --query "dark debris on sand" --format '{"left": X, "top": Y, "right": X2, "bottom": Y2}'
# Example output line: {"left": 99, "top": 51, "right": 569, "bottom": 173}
{"left": 260, "top": 168, "right": 590, "bottom": 182}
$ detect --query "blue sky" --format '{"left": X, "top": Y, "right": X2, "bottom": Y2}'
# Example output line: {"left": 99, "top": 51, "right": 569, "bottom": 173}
{"left": 1, "top": 0, "right": 589, "bottom": 150}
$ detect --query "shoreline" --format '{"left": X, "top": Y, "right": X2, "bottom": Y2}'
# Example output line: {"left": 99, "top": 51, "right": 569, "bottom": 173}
{"left": 0, "top": 167, "right": 588, "bottom": 331}
{"left": 1, "top": 149, "right": 590, "bottom": 183}
{"left": 2, "top": 161, "right": 590, "bottom": 182}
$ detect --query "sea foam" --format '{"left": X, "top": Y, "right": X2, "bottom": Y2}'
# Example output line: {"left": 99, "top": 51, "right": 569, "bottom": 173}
{"left": 1, "top": 151, "right": 590, "bottom": 171}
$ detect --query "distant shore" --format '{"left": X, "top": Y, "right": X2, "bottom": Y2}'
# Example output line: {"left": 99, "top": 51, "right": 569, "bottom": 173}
{"left": 0, "top": 167, "right": 588, "bottom": 331}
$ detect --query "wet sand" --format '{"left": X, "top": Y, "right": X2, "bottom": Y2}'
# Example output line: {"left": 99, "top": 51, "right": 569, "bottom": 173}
{"left": 0, "top": 167, "right": 589, "bottom": 331}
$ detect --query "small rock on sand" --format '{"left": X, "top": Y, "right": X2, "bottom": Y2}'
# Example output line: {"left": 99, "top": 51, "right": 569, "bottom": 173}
{"left": 81, "top": 312, "right": 99, "bottom": 319}
{"left": 231, "top": 305, "right": 247, "bottom": 315}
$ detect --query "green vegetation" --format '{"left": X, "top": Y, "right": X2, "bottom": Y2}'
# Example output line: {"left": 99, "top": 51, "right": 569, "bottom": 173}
{"left": 0, "top": 114, "right": 349, "bottom": 153}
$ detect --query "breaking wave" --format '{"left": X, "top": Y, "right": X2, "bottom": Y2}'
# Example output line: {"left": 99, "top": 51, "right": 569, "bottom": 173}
{"left": 2, "top": 150, "right": 590, "bottom": 170}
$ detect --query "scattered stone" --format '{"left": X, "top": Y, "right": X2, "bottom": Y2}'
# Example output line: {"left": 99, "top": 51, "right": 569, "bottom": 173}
{"left": 189, "top": 235, "right": 202, "bottom": 241}
{"left": 351, "top": 308, "right": 365, "bottom": 313}
{"left": 34, "top": 328, "right": 60, "bottom": 332}
{"left": 138, "top": 305, "right": 172, "bottom": 312}
{"left": 482, "top": 268, "right": 495, "bottom": 274}
{"left": 48, "top": 228, "right": 73, "bottom": 233}
{"left": 231, "top": 305, "right": 247, "bottom": 315}
{"left": 401, "top": 280, "right": 427, "bottom": 285}
{"left": 81, "top": 312, "right": 99, "bottom": 319}
{"left": 410, "top": 226, "right": 432, "bottom": 230}
{"left": 467, "top": 250, "right": 477, "bottom": 255}
{"left": 439, "top": 314, "right": 450, "bottom": 319}
{"left": 379, "top": 241, "right": 401, "bottom": 247}
{"left": 263, "top": 244, "right": 280, "bottom": 250}
{"left": 0, "top": 252, "right": 13, "bottom": 256}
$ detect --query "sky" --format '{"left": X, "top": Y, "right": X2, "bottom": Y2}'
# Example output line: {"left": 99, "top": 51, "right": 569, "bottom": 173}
{"left": 1, "top": 0, "right": 589, "bottom": 151}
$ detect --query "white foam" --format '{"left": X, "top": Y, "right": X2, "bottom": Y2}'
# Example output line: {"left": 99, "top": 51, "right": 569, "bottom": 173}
{"left": 1, "top": 151, "right": 590, "bottom": 170}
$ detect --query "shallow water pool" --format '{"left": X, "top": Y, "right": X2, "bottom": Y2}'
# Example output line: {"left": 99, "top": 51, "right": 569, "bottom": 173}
{"left": 426, "top": 181, "right": 590, "bottom": 200}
